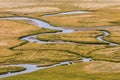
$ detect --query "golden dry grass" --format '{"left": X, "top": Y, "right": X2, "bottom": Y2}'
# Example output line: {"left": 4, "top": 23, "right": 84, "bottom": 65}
{"left": 3, "top": 7, "right": 61, "bottom": 13}
{"left": 74, "top": 2, "right": 120, "bottom": 9}
{"left": 14, "top": 43, "right": 105, "bottom": 55}
{"left": 103, "top": 26, "right": 120, "bottom": 44}
{"left": 0, "top": 0, "right": 119, "bottom": 26}
{"left": 84, "top": 61, "right": 120, "bottom": 73}
{"left": 0, "top": 2, "right": 38, "bottom": 9}
{"left": 104, "top": 37, "right": 120, "bottom": 44}
{"left": 5, "top": 50, "right": 79, "bottom": 64}
{"left": 91, "top": 47, "right": 120, "bottom": 58}
{"left": 0, "top": 20, "right": 44, "bottom": 48}
{"left": 1, "top": 0, "right": 120, "bottom": 9}
{"left": 30, "top": 3, "right": 119, "bottom": 28}
{"left": 39, "top": 6, "right": 120, "bottom": 28}
{"left": 0, "top": 66, "right": 26, "bottom": 75}
{"left": 90, "top": 46, "right": 120, "bottom": 62}
{"left": 0, "top": 20, "right": 60, "bottom": 47}
{"left": 0, "top": 42, "right": 107, "bottom": 64}
{"left": 0, "top": 0, "right": 120, "bottom": 79}
{"left": 0, "top": 20, "right": 60, "bottom": 63}
{"left": 37, "top": 30, "right": 104, "bottom": 44}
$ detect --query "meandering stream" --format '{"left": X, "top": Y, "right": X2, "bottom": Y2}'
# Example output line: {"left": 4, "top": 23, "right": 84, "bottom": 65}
{"left": 0, "top": 11, "right": 118, "bottom": 78}
{"left": 0, "top": 61, "right": 72, "bottom": 78}
{"left": 97, "top": 31, "right": 118, "bottom": 46}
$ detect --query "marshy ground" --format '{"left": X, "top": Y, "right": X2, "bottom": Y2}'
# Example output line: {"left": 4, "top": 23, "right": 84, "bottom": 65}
{"left": 0, "top": 0, "right": 120, "bottom": 80}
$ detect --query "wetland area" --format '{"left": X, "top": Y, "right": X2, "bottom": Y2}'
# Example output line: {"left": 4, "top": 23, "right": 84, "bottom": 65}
{"left": 0, "top": 0, "right": 120, "bottom": 80}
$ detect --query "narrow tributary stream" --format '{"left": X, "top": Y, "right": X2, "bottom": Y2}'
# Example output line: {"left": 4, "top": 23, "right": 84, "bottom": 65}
{"left": 97, "top": 31, "right": 118, "bottom": 46}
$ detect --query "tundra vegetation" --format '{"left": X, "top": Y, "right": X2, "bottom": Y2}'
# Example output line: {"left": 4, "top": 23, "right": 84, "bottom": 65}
{"left": 0, "top": 0, "right": 120, "bottom": 80}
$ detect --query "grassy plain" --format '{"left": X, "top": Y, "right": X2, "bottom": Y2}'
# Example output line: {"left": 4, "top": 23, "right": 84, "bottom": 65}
{"left": 0, "top": 20, "right": 60, "bottom": 64}
{"left": 39, "top": 6, "right": 120, "bottom": 28}
{"left": 13, "top": 43, "right": 117, "bottom": 62}
{"left": 0, "top": 0, "right": 120, "bottom": 29}
{"left": 0, "top": 0, "right": 120, "bottom": 80}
